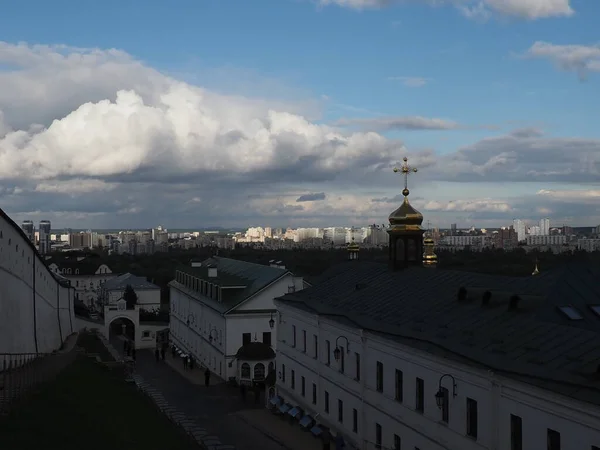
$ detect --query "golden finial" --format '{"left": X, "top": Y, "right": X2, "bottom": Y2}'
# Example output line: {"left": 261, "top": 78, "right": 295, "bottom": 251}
{"left": 393, "top": 156, "right": 418, "bottom": 197}
{"left": 532, "top": 258, "right": 540, "bottom": 276}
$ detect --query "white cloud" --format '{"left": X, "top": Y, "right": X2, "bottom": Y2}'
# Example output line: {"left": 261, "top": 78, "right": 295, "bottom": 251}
{"left": 335, "top": 116, "right": 460, "bottom": 131}
{"left": 420, "top": 198, "right": 512, "bottom": 213}
{"left": 537, "top": 189, "right": 600, "bottom": 202}
{"left": 524, "top": 42, "right": 600, "bottom": 79}
{"left": 0, "top": 42, "right": 402, "bottom": 183}
{"left": 387, "top": 76, "right": 430, "bottom": 87}
{"left": 317, "top": 0, "right": 574, "bottom": 20}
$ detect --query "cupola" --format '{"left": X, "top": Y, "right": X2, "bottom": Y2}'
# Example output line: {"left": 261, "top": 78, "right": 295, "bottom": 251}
{"left": 347, "top": 237, "right": 360, "bottom": 260}
{"left": 423, "top": 234, "right": 438, "bottom": 267}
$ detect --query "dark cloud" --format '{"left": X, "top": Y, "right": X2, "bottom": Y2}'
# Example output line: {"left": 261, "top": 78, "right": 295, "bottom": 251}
{"left": 296, "top": 192, "right": 326, "bottom": 202}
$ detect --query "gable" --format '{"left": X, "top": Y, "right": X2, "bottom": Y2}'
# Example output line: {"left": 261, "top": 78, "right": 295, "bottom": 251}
{"left": 231, "top": 274, "right": 298, "bottom": 312}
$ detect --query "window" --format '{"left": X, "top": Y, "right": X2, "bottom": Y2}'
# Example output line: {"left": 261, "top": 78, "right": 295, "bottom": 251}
{"left": 282, "top": 364, "right": 286, "bottom": 383}
{"left": 313, "top": 334, "right": 318, "bottom": 358}
{"left": 355, "top": 352, "right": 361, "bottom": 381}
{"left": 301, "top": 376, "right": 306, "bottom": 396}
{"left": 291, "top": 370, "right": 295, "bottom": 389}
{"left": 376, "top": 361, "right": 384, "bottom": 392}
{"left": 262, "top": 332, "right": 272, "bottom": 346}
{"left": 466, "top": 398, "right": 478, "bottom": 438}
{"left": 441, "top": 387, "right": 449, "bottom": 423}
{"left": 558, "top": 305, "right": 583, "bottom": 320}
{"left": 312, "top": 383, "right": 317, "bottom": 404}
{"left": 416, "top": 378, "right": 424, "bottom": 413}
{"left": 324, "top": 391, "right": 330, "bottom": 413}
{"left": 302, "top": 330, "right": 307, "bottom": 352}
{"left": 338, "top": 399, "right": 343, "bottom": 422}
{"left": 326, "top": 340, "right": 331, "bottom": 365}
{"left": 352, "top": 408, "right": 358, "bottom": 433}
{"left": 340, "top": 346, "right": 345, "bottom": 373}
{"left": 292, "top": 325, "right": 297, "bottom": 347}
{"left": 242, "top": 333, "right": 251, "bottom": 345}
{"left": 510, "top": 414, "right": 522, "bottom": 450}
{"left": 395, "top": 369, "right": 403, "bottom": 402}
{"left": 375, "top": 423, "right": 382, "bottom": 450}
{"left": 547, "top": 429, "right": 560, "bottom": 450}
{"left": 394, "top": 434, "right": 401, "bottom": 450}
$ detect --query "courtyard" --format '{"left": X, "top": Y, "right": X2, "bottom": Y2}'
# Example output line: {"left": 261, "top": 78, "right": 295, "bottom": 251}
{"left": 0, "top": 355, "right": 199, "bottom": 450}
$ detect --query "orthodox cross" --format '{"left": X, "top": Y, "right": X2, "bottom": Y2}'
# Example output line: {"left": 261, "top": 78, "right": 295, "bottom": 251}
{"left": 393, "top": 157, "right": 418, "bottom": 195}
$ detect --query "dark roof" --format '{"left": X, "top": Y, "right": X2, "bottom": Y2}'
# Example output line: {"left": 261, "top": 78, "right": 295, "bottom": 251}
{"left": 50, "top": 260, "right": 110, "bottom": 276}
{"left": 103, "top": 273, "right": 159, "bottom": 291}
{"left": 276, "top": 261, "right": 600, "bottom": 406}
{"left": 0, "top": 208, "right": 71, "bottom": 289}
{"left": 171, "top": 256, "right": 289, "bottom": 313}
{"left": 236, "top": 342, "right": 276, "bottom": 360}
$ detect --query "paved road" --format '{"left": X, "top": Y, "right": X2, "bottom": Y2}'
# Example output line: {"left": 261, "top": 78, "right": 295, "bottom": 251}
{"left": 111, "top": 339, "right": 286, "bottom": 450}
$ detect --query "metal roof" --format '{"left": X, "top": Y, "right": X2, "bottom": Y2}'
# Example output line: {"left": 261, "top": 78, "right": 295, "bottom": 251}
{"left": 102, "top": 273, "right": 159, "bottom": 291}
{"left": 277, "top": 261, "right": 600, "bottom": 406}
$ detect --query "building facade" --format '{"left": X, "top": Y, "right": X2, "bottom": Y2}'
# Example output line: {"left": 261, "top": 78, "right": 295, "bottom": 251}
{"left": 273, "top": 162, "right": 600, "bottom": 450}
{"left": 48, "top": 260, "right": 116, "bottom": 308}
{"left": 169, "top": 257, "right": 304, "bottom": 381}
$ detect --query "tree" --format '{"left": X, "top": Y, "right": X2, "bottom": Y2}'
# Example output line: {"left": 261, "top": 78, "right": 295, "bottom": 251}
{"left": 123, "top": 284, "right": 138, "bottom": 310}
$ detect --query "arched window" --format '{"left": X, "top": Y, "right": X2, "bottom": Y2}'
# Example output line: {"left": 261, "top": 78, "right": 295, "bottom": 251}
{"left": 407, "top": 239, "right": 417, "bottom": 261}
{"left": 395, "top": 239, "right": 405, "bottom": 261}
{"left": 241, "top": 363, "right": 251, "bottom": 378}
{"left": 75, "top": 269, "right": 80, "bottom": 274}
{"left": 254, "top": 363, "right": 265, "bottom": 380}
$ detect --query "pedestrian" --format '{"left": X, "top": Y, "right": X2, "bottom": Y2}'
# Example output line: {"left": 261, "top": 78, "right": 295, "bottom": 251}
{"left": 131, "top": 347, "right": 136, "bottom": 361}
{"left": 171, "top": 345, "right": 176, "bottom": 357}
{"left": 189, "top": 357, "right": 195, "bottom": 370}
{"left": 183, "top": 355, "right": 188, "bottom": 370}
{"left": 155, "top": 348, "right": 160, "bottom": 362}
{"left": 160, "top": 347, "right": 165, "bottom": 361}
{"left": 204, "top": 368, "right": 211, "bottom": 387}
{"left": 186, "top": 355, "right": 191, "bottom": 370}
{"left": 240, "top": 383, "right": 247, "bottom": 402}
{"left": 126, "top": 342, "right": 131, "bottom": 357}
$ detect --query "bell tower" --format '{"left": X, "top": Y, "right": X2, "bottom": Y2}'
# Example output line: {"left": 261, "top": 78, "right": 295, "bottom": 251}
{"left": 387, "top": 157, "right": 425, "bottom": 270}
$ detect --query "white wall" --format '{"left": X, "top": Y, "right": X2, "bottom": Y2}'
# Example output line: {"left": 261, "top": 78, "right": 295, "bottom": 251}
{"left": 136, "top": 289, "right": 161, "bottom": 307}
{"left": 275, "top": 302, "right": 600, "bottom": 450}
{"left": 170, "top": 286, "right": 227, "bottom": 378}
{"left": 0, "top": 215, "right": 75, "bottom": 354}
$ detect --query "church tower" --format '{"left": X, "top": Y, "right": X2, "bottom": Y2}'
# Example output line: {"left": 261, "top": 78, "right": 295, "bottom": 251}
{"left": 387, "top": 157, "right": 425, "bottom": 270}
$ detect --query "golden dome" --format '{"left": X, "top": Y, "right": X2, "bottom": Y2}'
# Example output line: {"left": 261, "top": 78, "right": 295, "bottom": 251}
{"left": 388, "top": 189, "right": 424, "bottom": 230}
{"left": 423, "top": 235, "right": 437, "bottom": 267}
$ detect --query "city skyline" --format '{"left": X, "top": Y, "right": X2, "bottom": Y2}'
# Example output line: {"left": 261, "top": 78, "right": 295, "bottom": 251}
{"left": 1, "top": 0, "right": 599, "bottom": 229}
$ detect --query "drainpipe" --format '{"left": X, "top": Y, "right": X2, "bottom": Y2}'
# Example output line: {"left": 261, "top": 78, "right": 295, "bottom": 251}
{"left": 57, "top": 282, "right": 63, "bottom": 343}
{"left": 32, "top": 256, "right": 39, "bottom": 354}
{"left": 360, "top": 330, "right": 367, "bottom": 450}
{"left": 68, "top": 284, "right": 73, "bottom": 333}
{"left": 316, "top": 314, "right": 322, "bottom": 414}
{"left": 489, "top": 370, "right": 500, "bottom": 450}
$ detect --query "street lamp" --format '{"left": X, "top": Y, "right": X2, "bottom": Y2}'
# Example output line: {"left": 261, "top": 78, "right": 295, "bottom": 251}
{"left": 435, "top": 374, "right": 457, "bottom": 409}
{"left": 269, "top": 312, "right": 275, "bottom": 330}
{"left": 333, "top": 336, "right": 350, "bottom": 362}
{"left": 208, "top": 327, "right": 219, "bottom": 343}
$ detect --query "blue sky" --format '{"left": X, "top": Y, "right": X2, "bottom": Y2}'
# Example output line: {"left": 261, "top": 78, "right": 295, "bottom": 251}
{"left": 0, "top": 0, "right": 599, "bottom": 228}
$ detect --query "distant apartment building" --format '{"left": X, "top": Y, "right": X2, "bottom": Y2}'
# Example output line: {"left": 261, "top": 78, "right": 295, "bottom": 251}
{"left": 513, "top": 219, "right": 526, "bottom": 242}
{"left": 578, "top": 239, "right": 600, "bottom": 252}
{"left": 69, "top": 232, "right": 93, "bottom": 249}
{"left": 38, "top": 220, "right": 51, "bottom": 254}
{"left": 21, "top": 220, "right": 34, "bottom": 242}
{"left": 526, "top": 235, "right": 567, "bottom": 246}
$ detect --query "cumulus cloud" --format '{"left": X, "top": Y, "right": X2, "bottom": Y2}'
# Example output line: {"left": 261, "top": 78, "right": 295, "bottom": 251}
{"left": 296, "top": 192, "right": 326, "bottom": 202}
{"left": 1, "top": 41, "right": 598, "bottom": 229}
{"left": 335, "top": 116, "right": 460, "bottom": 132}
{"left": 318, "top": 0, "right": 574, "bottom": 20}
{"left": 523, "top": 41, "right": 600, "bottom": 80}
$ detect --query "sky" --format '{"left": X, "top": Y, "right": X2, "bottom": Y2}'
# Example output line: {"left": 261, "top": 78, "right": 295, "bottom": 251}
{"left": 0, "top": 0, "right": 599, "bottom": 230}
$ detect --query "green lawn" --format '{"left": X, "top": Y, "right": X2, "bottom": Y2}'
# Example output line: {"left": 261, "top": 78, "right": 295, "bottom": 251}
{"left": 0, "top": 356, "right": 199, "bottom": 450}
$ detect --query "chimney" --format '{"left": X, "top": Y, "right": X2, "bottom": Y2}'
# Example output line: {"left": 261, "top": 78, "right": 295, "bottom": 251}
{"left": 276, "top": 260, "right": 285, "bottom": 269}
{"left": 208, "top": 265, "right": 218, "bottom": 278}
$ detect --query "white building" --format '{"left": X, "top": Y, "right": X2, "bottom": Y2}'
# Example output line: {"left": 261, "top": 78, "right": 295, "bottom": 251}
{"left": 168, "top": 256, "right": 304, "bottom": 382}
{"left": 0, "top": 209, "right": 75, "bottom": 354}
{"left": 273, "top": 181, "right": 600, "bottom": 450}
{"left": 47, "top": 259, "right": 116, "bottom": 309}
{"left": 99, "top": 273, "right": 161, "bottom": 308}
{"left": 525, "top": 235, "right": 567, "bottom": 246}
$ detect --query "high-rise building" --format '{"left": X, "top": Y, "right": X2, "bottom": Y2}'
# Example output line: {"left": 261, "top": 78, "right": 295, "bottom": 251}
{"left": 21, "top": 220, "right": 34, "bottom": 242}
{"left": 39, "top": 220, "right": 51, "bottom": 254}
{"left": 513, "top": 219, "right": 526, "bottom": 242}
{"left": 539, "top": 218, "right": 550, "bottom": 236}
{"left": 450, "top": 223, "right": 457, "bottom": 235}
